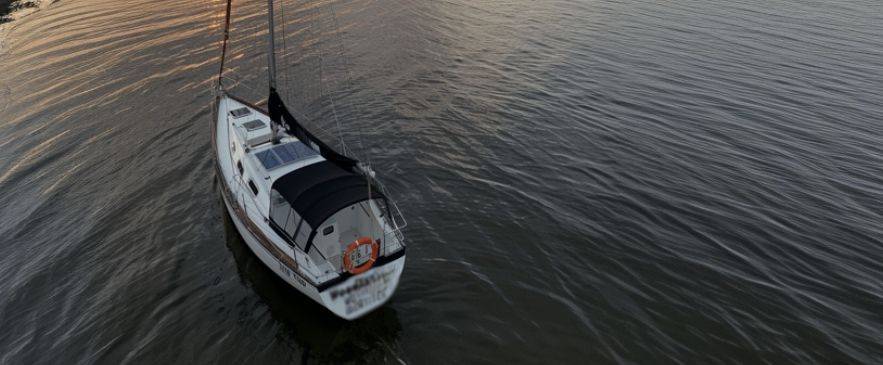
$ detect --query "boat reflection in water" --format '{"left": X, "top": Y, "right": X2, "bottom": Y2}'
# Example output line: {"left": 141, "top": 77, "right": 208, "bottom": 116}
{"left": 220, "top": 195, "right": 403, "bottom": 363}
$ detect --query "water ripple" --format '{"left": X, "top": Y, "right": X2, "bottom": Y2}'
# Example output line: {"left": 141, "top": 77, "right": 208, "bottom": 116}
{"left": 1, "top": 0, "right": 883, "bottom": 363}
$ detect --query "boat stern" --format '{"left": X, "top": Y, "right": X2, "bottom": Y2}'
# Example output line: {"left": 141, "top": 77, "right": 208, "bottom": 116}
{"left": 320, "top": 255, "right": 406, "bottom": 320}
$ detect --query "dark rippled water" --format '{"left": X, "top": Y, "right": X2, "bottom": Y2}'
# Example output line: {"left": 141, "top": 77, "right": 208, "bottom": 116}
{"left": 2, "top": 0, "right": 883, "bottom": 363}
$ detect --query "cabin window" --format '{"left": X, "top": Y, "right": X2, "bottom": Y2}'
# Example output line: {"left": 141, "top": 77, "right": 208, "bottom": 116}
{"left": 269, "top": 190, "right": 310, "bottom": 249}
{"left": 323, "top": 225, "right": 334, "bottom": 236}
{"left": 248, "top": 180, "right": 258, "bottom": 196}
{"left": 236, "top": 161, "right": 243, "bottom": 175}
{"left": 270, "top": 191, "right": 296, "bottom": 246}
{"left": 270, "top": 191, "right": 289, "bottom": 225}
{"left": 284, "top": 210, "right": 300, "bottom": 237}
{"left": 294, "top": 222, "right": 311, "bottom": 249}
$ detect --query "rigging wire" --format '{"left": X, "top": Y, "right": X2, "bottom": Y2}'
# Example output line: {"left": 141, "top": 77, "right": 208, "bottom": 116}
{"left": 322, "top": 1, "right": 379, "bottom": 237}
{"left": 307, "top": 2, "right": 347, "bottom": 152}
{"left": 327, "top": 0, "right": 373, "bottom": 169}
{"left": 269, "top": 1, "right": 330, "bottom": 146}
{"left": 269, "top": 0, "right": 377, "bottom": 173}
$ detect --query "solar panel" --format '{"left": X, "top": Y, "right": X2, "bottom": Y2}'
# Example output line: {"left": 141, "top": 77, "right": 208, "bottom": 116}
{"left": 274, "top": 143, "right": 297, "bottom": 161}
{"left": 255, "top": 142, "right": 319, "bottom": 171}
{"left": 256, "top": 150, "right": 282, "bottom": 170}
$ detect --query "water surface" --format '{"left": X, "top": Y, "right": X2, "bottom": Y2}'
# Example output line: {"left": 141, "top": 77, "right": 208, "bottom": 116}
{"left": 1, "top": 0, "right": 883, "bottom": 363}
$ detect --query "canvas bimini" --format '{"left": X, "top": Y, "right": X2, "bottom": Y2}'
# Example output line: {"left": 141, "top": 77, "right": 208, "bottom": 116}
{"left": 212, "top": 0, "right": 406, "bottom": 320}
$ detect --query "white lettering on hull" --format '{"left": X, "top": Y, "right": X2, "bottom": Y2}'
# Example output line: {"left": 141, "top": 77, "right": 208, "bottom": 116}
{"left": 327, "top": 264, "right": 398, "bottom": 315}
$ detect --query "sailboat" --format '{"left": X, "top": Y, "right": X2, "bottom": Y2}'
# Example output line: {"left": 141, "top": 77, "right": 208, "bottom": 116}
{"left": 212, "top": 0, "right": 407, "bottom": 320}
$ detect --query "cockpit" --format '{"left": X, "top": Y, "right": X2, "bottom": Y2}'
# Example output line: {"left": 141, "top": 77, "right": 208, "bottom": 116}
{"left": 267, "top": 160, "right": 398, "bottom": 275}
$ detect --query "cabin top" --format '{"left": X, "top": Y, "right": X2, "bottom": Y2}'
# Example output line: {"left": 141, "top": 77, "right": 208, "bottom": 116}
{"left": 224, "top": 97, "right": 391, "bottom": 259}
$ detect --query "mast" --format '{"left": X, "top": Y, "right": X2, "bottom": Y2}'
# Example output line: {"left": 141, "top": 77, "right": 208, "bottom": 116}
{"left": 267, "top": 0, "right": 279, "bottom": 142}
{"left": 266, "top": 0, "right": 278, "bottom": 90}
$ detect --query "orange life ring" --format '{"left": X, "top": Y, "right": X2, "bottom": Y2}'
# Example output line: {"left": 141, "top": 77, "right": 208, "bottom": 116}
{"left": 343, "top": 237, "right": 379, "bottom": 275}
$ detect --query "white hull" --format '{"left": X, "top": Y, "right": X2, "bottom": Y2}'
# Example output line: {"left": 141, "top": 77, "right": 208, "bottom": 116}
{"left": 220, "top": 191, "right": 405, "bottom": 319}
{"left": 214, "top": 93, "right": 405, "bottom": 320}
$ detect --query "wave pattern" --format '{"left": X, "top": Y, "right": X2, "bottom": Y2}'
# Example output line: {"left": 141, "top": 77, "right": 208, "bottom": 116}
{"left": 0, "top": 0, "right": 882, "bottom": 363}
